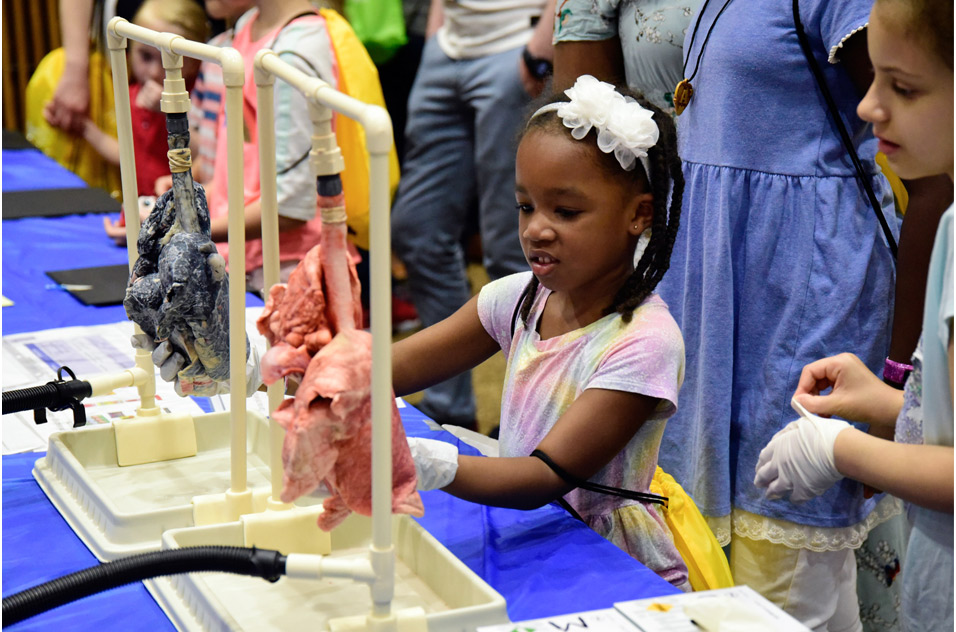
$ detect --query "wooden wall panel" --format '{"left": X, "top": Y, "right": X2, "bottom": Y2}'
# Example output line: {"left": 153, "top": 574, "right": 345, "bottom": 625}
{"left": 2, "top": 0, "right": 62, "bottom": 132}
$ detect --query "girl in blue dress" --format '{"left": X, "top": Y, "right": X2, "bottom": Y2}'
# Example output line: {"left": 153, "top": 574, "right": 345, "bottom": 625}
{"left": 554, "top": 1, "right": 904, "bottom": 629}
{"left": 755, "top": 7, "right": 953, "bottom": 631}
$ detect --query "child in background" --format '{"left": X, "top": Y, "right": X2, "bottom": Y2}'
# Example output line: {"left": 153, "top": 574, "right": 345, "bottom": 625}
{"left": 105, "top": 0, "right": 255, "bottom": 246}
{"left": 754, "top": 1, "right": 953, "bottom": 629}
{"left": 399, "top": 76, "right": 689, "bottom": 589}
{"left": 83, "top": 0, "right": 209, "bottom": 197}
{"left": 201, "top": 0, "right": 398, "bottom": 294}
{"left": 165, "top": 0, "right": 256, "bottom": 190}
{"left": 89, "top": 0, "right": 210, "bottom": 243}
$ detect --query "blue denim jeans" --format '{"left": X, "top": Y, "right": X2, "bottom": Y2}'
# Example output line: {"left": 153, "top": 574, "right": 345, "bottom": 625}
{"left": 391, "top": 38, "right": 530, "bottom": 423}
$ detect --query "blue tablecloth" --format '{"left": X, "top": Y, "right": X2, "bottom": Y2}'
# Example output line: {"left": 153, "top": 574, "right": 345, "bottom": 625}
{"left": 2, "top": 147, "right": 678, "bottom": 629}
{"left": 2, "top": 406, "right": 677, "bottom": 630}
{"left": 1, "top": 148, "right": 88, "bottom": 192}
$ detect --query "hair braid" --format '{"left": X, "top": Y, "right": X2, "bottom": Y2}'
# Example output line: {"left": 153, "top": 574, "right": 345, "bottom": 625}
{"left": 518, "top": 276, "right": 540, "bottom": 325}
{"left": 610, "top": 101, "right": 683, "bottom": 322}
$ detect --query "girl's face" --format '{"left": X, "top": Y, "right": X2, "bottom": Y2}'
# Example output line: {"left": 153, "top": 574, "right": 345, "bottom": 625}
{"left": 858, "top": 1, "right": 954, "bottom": 180}
{"left": 515, "top": 128, "right": 652, "bottom": 300}
{"left": 130, "top": 16, "right": 202, "bottom": 86}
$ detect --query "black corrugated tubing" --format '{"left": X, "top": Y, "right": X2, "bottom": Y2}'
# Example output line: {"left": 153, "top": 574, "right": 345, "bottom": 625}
{"left": 3, "top": 546, "right": 287, "bottom": 626}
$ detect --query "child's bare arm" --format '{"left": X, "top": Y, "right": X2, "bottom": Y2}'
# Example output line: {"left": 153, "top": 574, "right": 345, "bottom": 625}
{"left": 207, "top": 198, "right": 305, "bottom": 242}
{"left": 393, "top": 295, "right": 499, "bottom": 397}
{"left": 446, "top": 387, "right": 658, "bottom": 510}
{"left": 834, "top": 430, "right": 954, "bottom": 512}
{"left": 82, "top": 119, "right": 120, "bottom": 165}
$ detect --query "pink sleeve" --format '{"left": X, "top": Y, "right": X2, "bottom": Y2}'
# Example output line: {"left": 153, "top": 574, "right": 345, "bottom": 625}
{"left": 587, "top": 305, "right": 685, "bottom": 420}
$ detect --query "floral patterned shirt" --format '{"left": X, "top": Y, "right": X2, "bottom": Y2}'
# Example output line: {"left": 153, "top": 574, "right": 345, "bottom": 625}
{"left": 553, "top": 0, "right": 701, "bottom": 113}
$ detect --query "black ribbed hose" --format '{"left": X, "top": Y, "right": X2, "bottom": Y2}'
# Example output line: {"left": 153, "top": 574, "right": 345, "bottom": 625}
{"left": 2, "top": 546, "right": 288, "bottom": 627}
{"left": 2, "top": 380, "right": 91, "bottom": 415}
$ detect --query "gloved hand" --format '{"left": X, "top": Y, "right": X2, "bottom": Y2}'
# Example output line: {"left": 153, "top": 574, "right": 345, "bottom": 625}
{"left": 407, "top": 437, "right": 459, "bottom": 491}
{"left": 131, "top": 333, "right": 261, "bottom": 397}
{"left": 754, "top": 407, "right": 851, "bottom": 503}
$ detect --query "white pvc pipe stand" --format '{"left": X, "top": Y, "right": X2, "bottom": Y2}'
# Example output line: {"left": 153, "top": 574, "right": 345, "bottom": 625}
{"left": 107, "top": 19, "right": 251, "bottom": 516}
{"left": 253, "top": 49, "right": 398, "bottom": 628}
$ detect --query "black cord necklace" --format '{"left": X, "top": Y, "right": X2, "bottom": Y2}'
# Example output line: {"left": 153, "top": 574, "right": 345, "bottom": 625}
{"left": 674, "top": 0, "right": 735, "bottom": 115}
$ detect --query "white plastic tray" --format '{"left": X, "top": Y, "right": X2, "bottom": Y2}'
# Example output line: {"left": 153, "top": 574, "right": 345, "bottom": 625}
{"left": 32, "top": 410, "right": 276, "bottom": 561}
{"left": 148, "top": 512, "right": 509, "bottom": 631}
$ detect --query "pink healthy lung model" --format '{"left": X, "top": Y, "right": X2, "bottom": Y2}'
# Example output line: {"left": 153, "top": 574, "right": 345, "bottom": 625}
{"left": 257, "top": 234, "right": 423, "bottom": 531}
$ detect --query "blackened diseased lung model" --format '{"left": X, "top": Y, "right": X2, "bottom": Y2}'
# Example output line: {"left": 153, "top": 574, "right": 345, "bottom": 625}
{"left": 124, "top": 165, "right": 246, "bottom": 396}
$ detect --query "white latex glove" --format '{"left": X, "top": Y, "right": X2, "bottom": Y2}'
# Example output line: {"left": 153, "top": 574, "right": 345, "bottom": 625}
{"left": 754, "top": 405, "right": 851, "bottom": 503}
{"left": 131, "top": 333, "right": 261, "bottom": 397}
{"left": 407, "top": 437, "right": 459, "bottom": 491}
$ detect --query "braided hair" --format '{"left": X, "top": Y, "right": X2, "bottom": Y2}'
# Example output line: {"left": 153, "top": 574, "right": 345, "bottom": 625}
{"left": 516, "top": 87, "right": 683, "bottom": 326}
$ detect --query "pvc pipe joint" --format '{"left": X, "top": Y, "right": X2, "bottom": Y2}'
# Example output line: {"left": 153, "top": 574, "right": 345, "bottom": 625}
{"left": 106, "top": 16, "right": 128, "bottom": 50}
{"left": 219, "top": 48, "right": 244, "bottom": 88}
{"left": 368, "top": 546, "right": 396, "bottom": 609}
{"left": 160, "top": 47, "right": 190, "bottom": 114}
{"left": 253, "top": 49, "right": 277, "bottom": 88}
{"left": 284, "top": 554, "right": 377, "bottom": 584}
{"left": 357, "top": 106, "right": 393, "bottom": 155}
{"left": 86, "top": 367, "right": 150, "bottom": 396}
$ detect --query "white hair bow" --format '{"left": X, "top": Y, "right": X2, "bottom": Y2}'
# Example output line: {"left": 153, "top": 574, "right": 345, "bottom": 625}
{"left": 532, "top": 75, "right": 659, "bottom": 176}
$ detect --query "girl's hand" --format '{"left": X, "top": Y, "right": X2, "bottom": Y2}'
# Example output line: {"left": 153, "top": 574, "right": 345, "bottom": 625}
{"left": 793, "top": 353, "right": 903, "bottom": 428}
{"left": 754, "top": 414, "right": 852, "bottom": 503}
{"left": 103, "top": 215, "right": 127, "bottom": 246}
{"left": 44, "top": 71, "right": 90, "bottom": 135}
{"left": 407, "top": 437, "right": 459, "bottom": 490}
{"left": 103, "top": 198, "right": 155, "bottom": 246}
{"left": 135, "top": 79, "right": 164, "bottom": 112}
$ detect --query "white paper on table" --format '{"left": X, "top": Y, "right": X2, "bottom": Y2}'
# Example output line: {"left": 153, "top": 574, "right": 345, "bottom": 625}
{"left": 477, "top": 608, "right": 638, "bottom": 632}
{"left": 1, "top": 311, "right": 268, "bottom": 455}
{"left": 2, "top": 321, "right": 136, "bottom": 389}
{"left": 614, "top": 586, "right": 811, "bottom": 632}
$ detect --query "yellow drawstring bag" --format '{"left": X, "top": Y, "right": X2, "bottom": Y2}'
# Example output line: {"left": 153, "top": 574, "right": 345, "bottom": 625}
{"left": 25, "top": 47, "right": 123, "bottom": 200}
{"left": 650, "top": 467, "right": 734, "bottom": 592}
{"left": 319, "top": 8, "right": 401, "bottom": 251}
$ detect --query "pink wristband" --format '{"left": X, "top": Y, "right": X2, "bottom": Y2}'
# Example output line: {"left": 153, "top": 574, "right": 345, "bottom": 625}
{"left": 883, "top": 357, "right": 913, "bottom": 387}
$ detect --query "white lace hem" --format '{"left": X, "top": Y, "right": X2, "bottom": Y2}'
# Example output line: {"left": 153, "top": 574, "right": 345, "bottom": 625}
{"left": 730, "top": 495, "right": 902, "bottom": 552}
{"left": 828, "top": 23, "right": 867, "bottom": 64}
{"left": 704, "top": 514, "right": 732, "bottom": 548}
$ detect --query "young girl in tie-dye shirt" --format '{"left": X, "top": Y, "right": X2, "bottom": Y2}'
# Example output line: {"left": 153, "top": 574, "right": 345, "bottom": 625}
{"left": 395, "top": 76, "right": 689, "bottom": 589}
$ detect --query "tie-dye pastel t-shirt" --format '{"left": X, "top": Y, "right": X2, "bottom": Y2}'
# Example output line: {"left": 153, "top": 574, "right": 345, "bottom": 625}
{"left": 477, "top": 271, "right": 688, "bottom": 588}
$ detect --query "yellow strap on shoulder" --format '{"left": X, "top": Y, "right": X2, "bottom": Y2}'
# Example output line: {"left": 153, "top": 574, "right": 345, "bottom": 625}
{"left": 650, "top": 467, "right": 734, "bottom": 592}
{"left": 319, "top": 8, "right": 401, "bottom": 251}
{"left": 876, "top": 152, "right": 908, "bottom": 215}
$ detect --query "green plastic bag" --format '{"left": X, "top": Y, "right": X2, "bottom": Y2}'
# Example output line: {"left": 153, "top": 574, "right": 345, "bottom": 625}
{"left": 343, "top": 0, "right": 407, "bottom": 65}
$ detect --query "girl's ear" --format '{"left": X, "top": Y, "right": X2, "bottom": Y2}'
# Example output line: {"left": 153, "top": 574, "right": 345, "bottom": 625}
{"left": 628, "top": 192, "right": 655, "bottom": 236}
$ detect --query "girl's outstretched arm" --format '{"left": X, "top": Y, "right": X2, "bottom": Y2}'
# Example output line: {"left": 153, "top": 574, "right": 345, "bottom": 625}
{"left": 82, "top": 119, "right": 120, "bottom": 165}
{"left": 834, "top": 431, "right": 954, "bottom": 512}
{"left": 445, "top": 387, "right": 658, "bottom": 510}
{"left": 393, "top": 294, "right": 500, "bottom": 397}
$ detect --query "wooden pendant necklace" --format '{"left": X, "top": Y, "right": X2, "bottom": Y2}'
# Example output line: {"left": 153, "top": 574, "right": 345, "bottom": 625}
{"left": 674, "top": 0, "right": 735, "bottom": 115}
